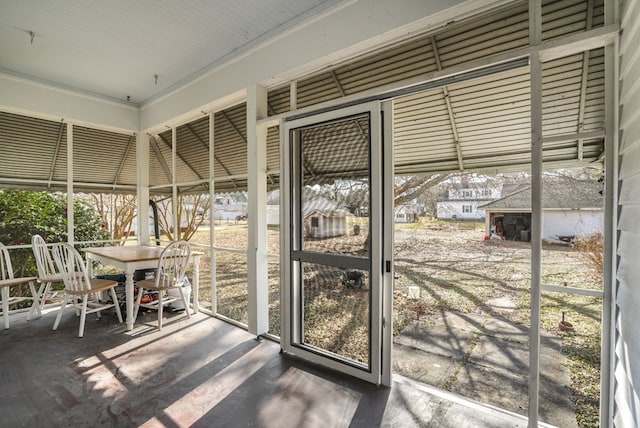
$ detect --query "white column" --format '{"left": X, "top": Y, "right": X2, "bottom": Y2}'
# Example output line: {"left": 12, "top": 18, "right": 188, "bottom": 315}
{"left": 601, "top": 20, "right": 619, "bottom": 427}
{"left": 66, "top": 122, "right": 74, "bottom": 244}
{"left": 209, "top": 112, "right": 217, "bottom": 313}
{"left": 136, "top": 132, "right": 150, "bottom": 245}
{"left": 528, "top": 0, "right": 543, "bottom": 426}
{"left": 247, "top": 84, "right": 269, "bottom": 336}
{"left": 381, "top": 99, "right": 395, "bottom": 387}
{"left": 172, "top": 126, "right": 178, "bottom": 238}
{"left": 529, "top": 49, "right": 543, "bottom": 428}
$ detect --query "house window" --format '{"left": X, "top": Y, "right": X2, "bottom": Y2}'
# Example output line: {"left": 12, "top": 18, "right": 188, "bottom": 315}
{"left": 311, "top": 217, "right": 319, "bottom": 227}
{"left": 462, "top": 205, "right": 473, "bottom": 213}
{"left": 463, "top": 190, "right": 473, "bottom": 198}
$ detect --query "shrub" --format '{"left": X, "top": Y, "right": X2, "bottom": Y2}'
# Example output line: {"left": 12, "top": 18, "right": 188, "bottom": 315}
{"left": 572, "top": 233, "right": 604, "bottom": 275}
{"left": 0, "top": 190, "right": 109, "bottom": 286}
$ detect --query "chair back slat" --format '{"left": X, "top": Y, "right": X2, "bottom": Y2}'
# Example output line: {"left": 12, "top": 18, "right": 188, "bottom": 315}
{"left": 156, "top": 240, "right": 191, "bottom": 290}
{"left": 32, "top": 235, "right": 58, "bottom": 279}
{"left": 0, "top": 244, "right": 14, "bottom": 281}
{"left": 51, "top": 243, "right": 91, "bottom": 293}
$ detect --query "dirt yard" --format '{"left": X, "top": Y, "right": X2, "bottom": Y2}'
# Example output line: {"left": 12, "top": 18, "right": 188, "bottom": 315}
{"left": 393, "top": 220, "right": 602, "bottom": 427}
{"left": 190, "top": 218, "right": 602, "bottom": 427}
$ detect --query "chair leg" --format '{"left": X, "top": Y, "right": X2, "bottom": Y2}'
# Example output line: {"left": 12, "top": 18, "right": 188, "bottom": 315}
{"left": 78, "top": 295, "right": 88, "bottom": 338}
{"left": 94, "top": 292, "right": 102, "bottom": 319}
{"left": 53, "top": 296, "right": 68, "bottom": 331}
{"left": 36, "top": 282, "right": 46, "bottom": 308}
{"left": 178, "top": 287, "right": 191, "bottom": 319}
{"left": 37, "top": 282, "right": 52, "bottom": 310}
{"left": 73, "top": 296, "right": 81, "bottom": 316}
{"left": 157, "top": 292, "right": 163, "bottom": 330}
{"left": 134, "top": 287, "right": 144, "bottom": 320}
{"left": 110, "top": 288, "right": 123, "bottom": 323}
{"left": 27, "top": 281, "right": 42, "bottom": 320}
{"left": 2, "top": 287, "right": 9, "bottom": 330}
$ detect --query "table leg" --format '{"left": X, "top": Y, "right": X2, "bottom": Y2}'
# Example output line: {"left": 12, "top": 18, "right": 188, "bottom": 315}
{"left": 125, "top": 271, "right": 135, "bottom": 330}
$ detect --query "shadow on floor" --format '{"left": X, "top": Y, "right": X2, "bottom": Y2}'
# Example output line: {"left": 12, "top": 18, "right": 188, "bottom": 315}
{"left": 1, "top": 307, "right": 531, "bottom": 427}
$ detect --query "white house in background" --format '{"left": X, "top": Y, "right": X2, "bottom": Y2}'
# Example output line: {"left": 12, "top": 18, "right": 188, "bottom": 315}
{"left": 267, "top": 205, "right": 280, "bottom": 226}
{"left": 436, "top": 177, "right": 501, "bottom": 221}
{"left": 213, "top": 194, "right": 247, "bottom": 222}
{"left": 267, "top": 190, "right": 280, "bottom": 226}
{"left": 479, "top": 178, "right": 604, "bottom": 242}
{"left": 394, "top": 204, "right": 419, "bottom": 223}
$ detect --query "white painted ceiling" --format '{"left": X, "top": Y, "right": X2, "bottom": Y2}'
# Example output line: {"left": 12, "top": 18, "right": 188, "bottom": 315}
{"left": 0, "top": 0, "right": 344, "bottom": 105}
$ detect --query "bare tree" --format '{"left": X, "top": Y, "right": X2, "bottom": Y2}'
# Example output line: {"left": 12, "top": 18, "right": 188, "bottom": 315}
{"left": 153, "top": 193, "right": 210, "bottom": 241}
{"left": 394, "top": 173, "right": 456, "bottom": 206}
{"left": 88, "top": 193, "right": 137, "bottom": 245}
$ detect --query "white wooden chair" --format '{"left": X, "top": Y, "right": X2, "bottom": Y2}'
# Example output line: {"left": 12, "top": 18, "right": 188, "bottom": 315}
{"left": 134, "top": 240, "right": 191, "bottom": 330}
{"left": 51, "top": 243, "right": 123, "bottom": 337}
{"left": 31, "top": 234, "right": 64, "bottom": 310}
{"left": 0, "top": 243, "right": 40, "bottom": 329}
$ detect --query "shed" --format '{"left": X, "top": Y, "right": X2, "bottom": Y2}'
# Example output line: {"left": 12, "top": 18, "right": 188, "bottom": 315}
{"left": 304, "top": 209, "right": 350, "bottom": 239}
{"left": 480, "top": 178, "right": 604, "bottom": 242}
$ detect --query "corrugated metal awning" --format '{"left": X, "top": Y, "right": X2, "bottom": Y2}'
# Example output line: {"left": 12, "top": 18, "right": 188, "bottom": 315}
{"left": 0, "top": 0, "right": 606, "bottom": 195}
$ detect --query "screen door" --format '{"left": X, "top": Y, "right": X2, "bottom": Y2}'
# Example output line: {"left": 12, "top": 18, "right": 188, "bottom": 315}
{"left": 281, "top": 101, "right": 392, "bottom": 384}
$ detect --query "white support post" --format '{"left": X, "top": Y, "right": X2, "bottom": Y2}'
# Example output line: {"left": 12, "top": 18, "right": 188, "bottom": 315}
{"left": 529, "top": 50, "right": 543, "bottom": 428}
{"left": 209, "top": 112, "right": 217, "bottom": 314}
{"left": 280, "top": 120, "right": 290, "bottom": 350}
{"left": 66, "top": 123, "right": 74, "bottom": 244}
{"left": 381, "top": 99, "right": 395, "bottom": 387}
{"left": 528, "top": 0, "right": 542, "bottom": 426}
{"left": 136, "top": 132, "right": 150, "bottom": 245}
{"left": 601, "top": 37, "right": 618, "bottom": 428}
{"left": 171, "top": 127, "right": 178, "bottom": 239}
{"left": 247, "top": 84, "right": 269, "bottom": 336}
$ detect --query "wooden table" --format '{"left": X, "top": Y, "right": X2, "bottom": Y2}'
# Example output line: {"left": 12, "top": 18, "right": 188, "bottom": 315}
{"left": 84, "top": 245, "right": 201, "bottom": 331}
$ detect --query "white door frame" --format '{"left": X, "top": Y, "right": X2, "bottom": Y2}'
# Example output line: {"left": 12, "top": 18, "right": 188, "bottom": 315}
{"left": 280, "top": 100, "right": 393, "bottom": 385}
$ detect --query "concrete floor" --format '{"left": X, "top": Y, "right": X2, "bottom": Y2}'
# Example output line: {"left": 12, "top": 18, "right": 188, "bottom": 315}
{"left": 1, "top": 307, "right": 534, "bottom": 427}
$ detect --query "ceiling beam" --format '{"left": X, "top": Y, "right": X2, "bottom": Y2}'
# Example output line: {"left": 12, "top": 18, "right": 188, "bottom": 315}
{"left": 431, "top": 36, "right": 465, "bottom": 171}
{"left": 267, "top": 101, "right": 277, "bottom": 116}
{"left": 157, "top": 133, "right": 204, "bottom": 181}
{"left": 0, "top": 176, "right": 136, "bottom": 191}
{"left": 576, "top": 0, "right": 595, "bottom": 161}
{"left": 330, "top": 71, "right": 346, "bottom": 97}
{"left": 185, "top": 123, "right": 235, "bottom": 178}
{"left": 539, "top": 24, "right": 618, "bottom": 62}
{"left": 220, "top": 110, "right": 247, "bottom": 144}
{"left": 150, "top": 136, "right": 173, "bottom": 183}
{"left": 330, "top": 70, "right": 371, "bottom": 168}
{"left": 112, "top": 134, "right": 135, "bottom": 190}
{"left": 47, "top": 120, "right": 65, "bottom": 189}
{"left": 541, "top": 129, "right": 605, "bottom": 144}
